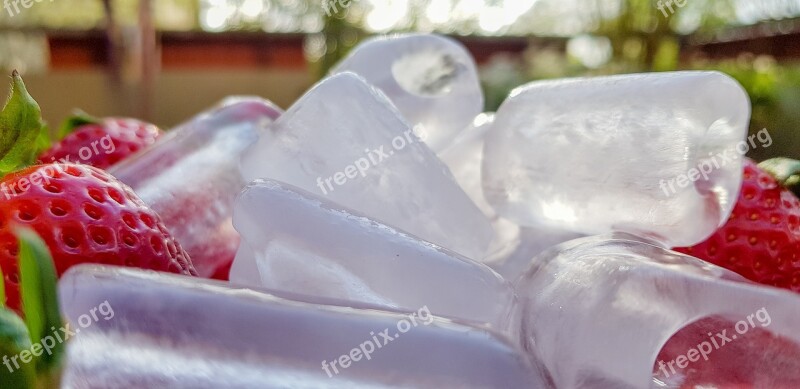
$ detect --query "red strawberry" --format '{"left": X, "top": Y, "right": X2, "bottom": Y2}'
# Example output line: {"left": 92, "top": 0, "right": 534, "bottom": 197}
{"left": 210, "top": 252, "right": 235, "bottom": 281}
{"left": 37, "top": 117, "right": 161, "bottom": 169}
{"left": 675, "top": 158, "right": 800, "bottom": 291}
{"left": 0, "top": 163, "right": 197, "bottom": 313}
{"left": 654, "top": 316, "right": 800, "bottom": 388}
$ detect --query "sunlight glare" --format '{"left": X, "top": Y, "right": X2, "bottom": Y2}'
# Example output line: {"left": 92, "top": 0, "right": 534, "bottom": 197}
{"left": 241, "top": 0, "right": 265, "bottom": 18}
{"left": 425, "top": 0, "right": 452, "bottom": 24}
{"left": 366, "top": 0, "right": 410, "bottom": 32}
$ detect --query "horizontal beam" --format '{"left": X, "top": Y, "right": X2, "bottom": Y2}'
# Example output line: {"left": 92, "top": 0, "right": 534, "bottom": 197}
{"left": 36, "top": 27, "right": 800, "bottom": 70}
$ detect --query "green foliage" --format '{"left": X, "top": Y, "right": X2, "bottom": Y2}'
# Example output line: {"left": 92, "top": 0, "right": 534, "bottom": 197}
{"left": 312, "top": 12, "right": 367, "bottom": 80}
{"left": 691, "top": 56, "right": 800, "bottom": 161}
{"left": 0, "top": 0, "right": 197, "bottom": 30}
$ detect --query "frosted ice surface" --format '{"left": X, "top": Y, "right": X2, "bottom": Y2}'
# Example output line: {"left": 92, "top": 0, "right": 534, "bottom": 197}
{"left": 484, "top": 223, "right": 584, "bottom": 281}
{"left": 59, "top": 266, "right": 547, "bottom": 388}
{"left": 332, "top": 34, "right": 483, "bottom": 152}
{"left": 437, "top": 113, "right": 583, "bottom": 278}
{"left": 483, "top": 72, "right": 751, "bottom": 247}
{"left": 230, "top": 179, "right": 517, "bottom": 331}
{"left": 240, "top": 73, "right": 492, "bottom": 259}
{"left": 438, "top": 113, "right": 496, "bottom": 218}
{"left": 516, "top": 233, "right": 800, "bottom": 389}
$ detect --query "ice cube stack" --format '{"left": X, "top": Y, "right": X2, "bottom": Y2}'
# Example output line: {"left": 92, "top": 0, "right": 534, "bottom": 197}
{"left": 60, "top": 33, "right": 800, "bottom": 388}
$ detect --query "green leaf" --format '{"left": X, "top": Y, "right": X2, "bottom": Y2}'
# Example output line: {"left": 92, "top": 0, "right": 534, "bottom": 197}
{"left": 0, "top": 308, "right": 35, "bottom": 389}
{"left": 16, "top": 228, "right": 64, "bottom": 374}
{"left": 0, "top": 71, "right": 47, "bottom": 176}
{"left": 57, "top": 110, "right": 99, "bottom": 140}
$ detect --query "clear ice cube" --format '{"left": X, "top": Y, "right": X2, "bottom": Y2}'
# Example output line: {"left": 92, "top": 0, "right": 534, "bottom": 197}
{"left": 483, "top": 72, "right": 751, "bottom": 247}
{"left": 437, "top": 113, "right": 583, "bottom": 279}
{"left": 438, "top": 113, "right": 497, "bottom": 218}
{"left": 332, "top": 34, "right": 484, "bottom": 152}
{"left": 516, "top": 233, "right": 800, "bottom": 389}
{"left": 240, "top": 73, "right": 492, "bottom": 259}
{"left": 109, "top": 97, "right": 282, "bottom": 278}
{"left": 484, "top": 223, "right": 584, "bottom": 281}
{"left": 59, "top": 265, "right": 547, "bottom": 388}
{"left": 230, "top": 179, "right": 517, "bottom": 331}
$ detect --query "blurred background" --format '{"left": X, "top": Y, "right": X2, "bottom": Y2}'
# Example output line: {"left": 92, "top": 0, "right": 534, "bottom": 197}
{"left": 0, "top": 0, "right": 799, "bottom": 160}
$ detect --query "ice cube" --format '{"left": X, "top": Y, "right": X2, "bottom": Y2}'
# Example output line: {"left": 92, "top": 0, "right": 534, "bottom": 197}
{"left": 516, "top": 233, "right": 800, "bottom": 389}
{"left": 332, "top": 34, "right": 484, "bottom": 152}
{"left": 240, "top": 73, "right": 492, "bottom": 259}
{"left": 437, "top": 113, "right": 515, "bottom": 261}
{"left": 437, "top": 113, "right": 583, "bottom": 278}
{"left": 483, "top": 72, "right": 751, "bottom": 247}
{"left": 484, "top": 223, "right": 584, "bottom": 281}
{"left": 438, "top": 113, "right": 496, "bottom": 218}
{"left": 229, "top": 179, "right": 517, "bottom": 331}
{"left": 59, "top": 265, "right": 547, "bottom": 388}
{"left": 109, "top": 97, "right": 282, "bottom": 278}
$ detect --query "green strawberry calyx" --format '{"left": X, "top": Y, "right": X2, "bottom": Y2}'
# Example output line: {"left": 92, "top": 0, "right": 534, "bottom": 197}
{"left": 0, "top": 71, "right": 49, "bottom": 177}
{"left": 57, "top": 110, "right": 100, "bottom": 141}
{"left": 758, "top": 157, "right": 800, "bottom": 198}
{"left": 0, "top": 229, "right": 65, "bottom": 389}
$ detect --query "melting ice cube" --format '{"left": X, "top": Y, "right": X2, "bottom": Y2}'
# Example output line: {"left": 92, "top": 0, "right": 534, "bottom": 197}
{"left": 59, "top": 265, "right": 547, "bottom": 388}
{"left": 240, "top": 73, "right": 492, "bottom": 259}
{"left": 516, "top": 233, "right": 800, "bottom": 389}
{"left": 438, "top": 113, "right": 497, "bottom": 218}
{"left": 437, "top": 113, "right": 584, "bottom": 278}
{"left": 333, "top": 33, "right": 484, "bottom": 152}
{"left": 230, "top": 179, "right": 517, "bottom": 332}
{"left": 483, "top": 72, "right": 751, "bottom": 247}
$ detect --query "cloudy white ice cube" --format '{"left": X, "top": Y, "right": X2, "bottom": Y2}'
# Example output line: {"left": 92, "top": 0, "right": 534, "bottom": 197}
{"left": 59, "top": 266, "right": 546, "bottom": 388}
{"left": 483, "top": 71, "right": 751, "bottom": 247}
{"left": 332, "top": 34, "right": 484, "bottom": 152}
{"left": 240, "top": 72, "right": 492, "bottom": 259}
{"left": 230, "top": 179, "right": 517, "bottom": 332}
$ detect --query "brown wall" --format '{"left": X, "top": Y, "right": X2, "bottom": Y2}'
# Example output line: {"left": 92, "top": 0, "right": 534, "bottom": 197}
{"left": 5, "top": 69, "right": 313, "bottom": 129}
